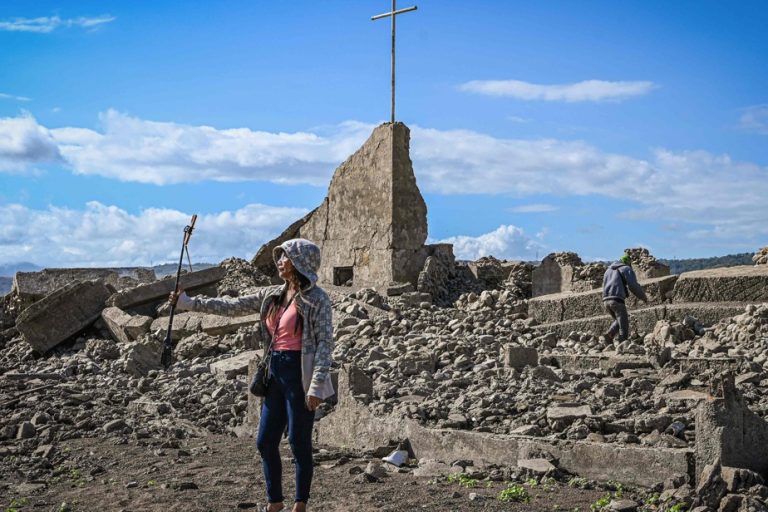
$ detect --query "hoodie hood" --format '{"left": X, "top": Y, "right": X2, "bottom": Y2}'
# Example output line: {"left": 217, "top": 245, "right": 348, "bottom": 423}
{"left": 609, "top": 262, "right": 627, "bottom": 270}
{"left": 273, "top": 238, "right": 321, "bottom": 289}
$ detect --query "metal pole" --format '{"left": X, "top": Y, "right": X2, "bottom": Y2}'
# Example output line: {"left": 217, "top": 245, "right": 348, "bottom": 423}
{"left": 391, "top": 0, "right": 396, "bottom": 124}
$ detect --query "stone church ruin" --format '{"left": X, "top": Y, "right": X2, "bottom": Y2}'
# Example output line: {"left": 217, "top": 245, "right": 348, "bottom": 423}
{"left": 252, "top": 122, "right": 437, "bottom": 292}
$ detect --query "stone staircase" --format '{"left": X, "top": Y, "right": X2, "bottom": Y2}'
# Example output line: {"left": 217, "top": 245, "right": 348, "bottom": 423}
{"left": 530, "top": 265, "right": 768, "bottom": 337}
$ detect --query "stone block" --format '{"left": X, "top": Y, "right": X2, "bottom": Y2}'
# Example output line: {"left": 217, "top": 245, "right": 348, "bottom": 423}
{"left": 210, "top": 350, "right": 259, "bottom": 379}
{"left": 11, "top": 267, "right": 155, "bottom": 301}
{"left": 16, "top": 280, "right": 113, "bottom": 353}
{"left": 386, "top": 282, "right": 414, "bottom": 296}
{"left": 106, "top": 266, "right": 226, "bottom": 309}
{"left": 547, "top": 404, "right": 591, "bottom": 422}
{"left": 502, "top": 345, "right": 538, "bottom": 370}
{"left": 338, "top": 364, "right": 373, "bottom": 402}
{"left": 673, "top": 265, "right": 768, "bottom": 303}
{"left": 101, "top": 306, "right": 152, "bottom": 344}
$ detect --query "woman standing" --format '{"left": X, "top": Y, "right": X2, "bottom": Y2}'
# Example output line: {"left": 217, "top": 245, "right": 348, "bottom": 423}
{"left": 172, "top": 238, "right": 334, "bottom": 512}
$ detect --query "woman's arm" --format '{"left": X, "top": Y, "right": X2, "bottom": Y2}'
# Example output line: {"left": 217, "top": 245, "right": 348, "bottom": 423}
{"left": 175, "top": 286, "right": 277, "bottom": 317}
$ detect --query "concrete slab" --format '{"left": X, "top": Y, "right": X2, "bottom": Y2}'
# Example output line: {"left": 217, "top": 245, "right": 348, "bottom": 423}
{"left": 536, "top": 302, "right": 750, "bottom": 338}
{"left": 149, "top": 312, "right": 260, "bottom": 338}
{"left": 16, "top": 280, "right": 113, "bottom": 353}
{"left": 673, "top": 265, "right": 768, "bottom": 304}
{"left": 551, "top": 354, "right": 652, "bottom": 373}
{"left": 550, "top": 353, "right": 740, "bottom": 376}
{"left": 106, "top": 266, "right": 226, "bottom": 310}
{"left": 695, "top": 375, "right": 768, "bottom": 482}
{"left": 529, "top": 275, "right": 677, "bottom": 324}
{"left": 314, "top": 369, "right": 693, "bottom": 487}
{"left": 12, "top": 267, "right": 155, "bottom": 301}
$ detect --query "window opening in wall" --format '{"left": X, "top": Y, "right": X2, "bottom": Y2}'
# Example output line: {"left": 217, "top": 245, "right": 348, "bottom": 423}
{"left": 333, "top": 266, "right": 354, "bottom": 286}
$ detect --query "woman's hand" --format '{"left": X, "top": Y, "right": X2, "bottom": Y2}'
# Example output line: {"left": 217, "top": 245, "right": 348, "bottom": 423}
{"left": 169, "top": 288, "right": 184, "bottom": 305}
{"left": 306, "top": 395, "right": 322, "bottom": 411}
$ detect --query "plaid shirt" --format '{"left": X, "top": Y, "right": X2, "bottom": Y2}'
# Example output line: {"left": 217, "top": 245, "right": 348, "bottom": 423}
{"left": 186, "top": 283, "right": 335, "bottom": 400}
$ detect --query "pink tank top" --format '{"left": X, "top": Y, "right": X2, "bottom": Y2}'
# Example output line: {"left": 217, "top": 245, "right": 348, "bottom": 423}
{"left": 266, "top": 300, "right": 302, "bottom": 351}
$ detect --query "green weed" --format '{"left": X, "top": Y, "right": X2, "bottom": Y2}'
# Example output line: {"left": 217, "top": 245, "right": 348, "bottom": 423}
{"left": 447, "top": 472, "right": 480, "bottom": 488}
{"left": 498, "top": 483, "right": 531, "bottom": 503}
{"left": 590, "top": 494, "right": 611, "bottom": 511}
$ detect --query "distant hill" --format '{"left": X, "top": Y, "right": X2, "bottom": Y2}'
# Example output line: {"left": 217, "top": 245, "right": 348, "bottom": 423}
{"left": 0, "top": 277, "right": 11, "bottom": 296}
{"left": 0, "top": 262, "right": 41, "bottom": 277}
{"left": 658, "top": 253, "right": 754, "bottom": 275}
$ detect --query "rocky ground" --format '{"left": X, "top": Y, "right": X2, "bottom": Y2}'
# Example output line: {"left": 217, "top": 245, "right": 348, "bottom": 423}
{"left": 2, "top": 253, "right": 768, "bottom": 511}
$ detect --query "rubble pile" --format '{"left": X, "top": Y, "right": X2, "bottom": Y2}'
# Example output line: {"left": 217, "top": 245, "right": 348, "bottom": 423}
{"left": 501, "top": 262, "right": 534, "bottom": 300}
{"left": 332, "top": 287, "right": 768, "bottom": 450}
{"left": 551, "top": 252, "right": 583, "bottom": 267}
{"left": 754, "top": 246, "right": 768, "bottom": 265}
{"left": 2, "top": 251, "right": 768, "bottom": 503}
{"left": 571, "top": 262, "right": 608, "bottom": 292}
{"left": 624, "top": 247, "right": 670, "bottom": 277}
{"left": 216, "top": 257, "right": 271, "bottom": 297}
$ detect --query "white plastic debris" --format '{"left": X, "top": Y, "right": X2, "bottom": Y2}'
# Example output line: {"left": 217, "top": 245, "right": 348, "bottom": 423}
{"left": 381, "top": 449, "right": 408, "bottom": 467}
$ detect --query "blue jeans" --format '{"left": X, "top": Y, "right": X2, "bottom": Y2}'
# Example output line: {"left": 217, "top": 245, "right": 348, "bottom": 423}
{"left": 256, "top": 350, "right": 315, "bottom": 504}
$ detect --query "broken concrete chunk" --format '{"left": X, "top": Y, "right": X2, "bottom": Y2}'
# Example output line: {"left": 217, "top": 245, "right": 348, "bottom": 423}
{"left": 120, "top": 336, "right": 163, "bottom": 376}
{"left": 517, "top": 458, "right": 556, "bottom": 475}
{"left": 502, "top": 345, "right": 538, "bottom": 370}
{"left": 546, "top": 404, "right": 591, "bottom": 422}
{"left": 101, "top": 306, "right": 152, "bottom": 344}
{"left": 12, "top": 267, "right": 154, "bottom": 301}
{"left": 106, "top": 266, "right": 226, "bottom": 309}
{"left": 210, "top": 350, "right": 259, "bottom": 379}
{"left": 16, "top": 279, "right": 113, "bottom": 353}
{"left": 386, "top": 282, "right": 414, "bottom": 296}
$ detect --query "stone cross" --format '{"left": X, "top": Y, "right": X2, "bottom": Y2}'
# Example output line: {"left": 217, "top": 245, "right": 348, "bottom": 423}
{"left": 371, "top": 0, "right": 418, "bottom": 124}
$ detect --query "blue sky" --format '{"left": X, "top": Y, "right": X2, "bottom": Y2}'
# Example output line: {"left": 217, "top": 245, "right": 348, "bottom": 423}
{"left": 1, "top": 0, "right": 767, "bottom": 267}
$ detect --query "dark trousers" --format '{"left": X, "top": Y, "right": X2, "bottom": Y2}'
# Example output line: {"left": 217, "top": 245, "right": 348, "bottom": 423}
{"left": 256, "top": 351, "right": 315, "bottom": 504}
{"left": 604, "top": 299, "right": 629, "bottom": 341}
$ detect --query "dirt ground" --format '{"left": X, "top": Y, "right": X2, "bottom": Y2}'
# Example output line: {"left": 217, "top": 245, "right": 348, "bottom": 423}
{"left": 2, "top": 434, "right": 618, "bottom": 512}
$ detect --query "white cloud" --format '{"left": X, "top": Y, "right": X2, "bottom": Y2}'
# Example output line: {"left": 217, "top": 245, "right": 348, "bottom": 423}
{"left": 437, "top": 224, "right": 544, "bottom": 261}
{"left": 0, "top": 202, "right": 308, "bottom": 267}
{"left": 459, "top": 79, "right": 656, "bottom": 102}
{"left": 0, "top": 114, "right": 62, "bottom": 172}
{"left": 0, "top": 15, "right": 115, "bottom": 33}
{"left": 739, "top": 104, "right": 768, "bottom": 135}
{"left": 48, "top": 110, "right": 373, "bottom": 185}
{"left": 2, "top": 112, "right": 766, "bottom": 245}
{"left": 509, "top": 203, "right": 558, "bottom": 213}
{"left": 0, "top": 92, "right": 31, "bottom": 102}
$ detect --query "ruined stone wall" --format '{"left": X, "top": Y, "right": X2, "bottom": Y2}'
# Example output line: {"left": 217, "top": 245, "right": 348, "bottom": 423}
{"left": 252, "top": 123, "right": 429, "bottom": 291}
{"left": 532, "top": 253, "right": 581, "bottom": 297}
{"left": 754, "top": 246, "right": 768, "bottom": 265}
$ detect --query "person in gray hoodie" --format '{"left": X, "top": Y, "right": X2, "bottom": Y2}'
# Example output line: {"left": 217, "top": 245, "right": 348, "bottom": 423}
{"left": 602, "top": 253, "right": 648, "bottom": 342}
{"left": 171, "top": 238, "right": 333, "bottom": 512}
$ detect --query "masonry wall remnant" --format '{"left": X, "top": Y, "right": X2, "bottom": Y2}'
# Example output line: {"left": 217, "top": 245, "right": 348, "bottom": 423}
{"left": 252, "top": 122, "right": 435, "bottom": 292}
